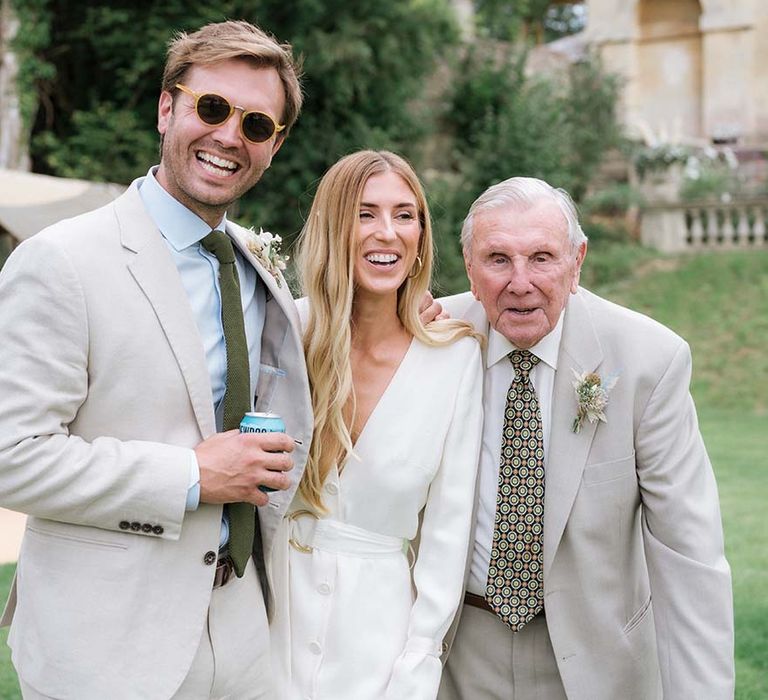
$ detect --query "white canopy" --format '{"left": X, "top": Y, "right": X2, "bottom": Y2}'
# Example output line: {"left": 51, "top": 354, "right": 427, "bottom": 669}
{"left": 0, "top": 168, "right": 125, "bottom": 243}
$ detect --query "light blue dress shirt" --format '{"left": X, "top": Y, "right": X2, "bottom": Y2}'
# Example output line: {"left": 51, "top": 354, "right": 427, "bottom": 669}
{"left": 138, "top": 168, "right": 267, "bottom": 545}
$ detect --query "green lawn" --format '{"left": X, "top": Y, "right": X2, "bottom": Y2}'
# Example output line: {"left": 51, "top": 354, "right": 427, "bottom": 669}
{"left": 597, "top": 247, "right": 768, "bottom": 698}
{"left": 699, "top": 410, "right": 768, "bottom": 699}
{"left": 596, "top": 248, "right": 768, "bottom": 415}
{"left": 0, "top": 564, "right": 18, "bottom": 699}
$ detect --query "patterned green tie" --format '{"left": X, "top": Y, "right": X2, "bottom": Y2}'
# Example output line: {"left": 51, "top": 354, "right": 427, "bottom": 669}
{"left": 201, "top": 230, "right": 253, "bottom": 577}
{"left": 486, "top": 350, "right": 545, "bottom": 631}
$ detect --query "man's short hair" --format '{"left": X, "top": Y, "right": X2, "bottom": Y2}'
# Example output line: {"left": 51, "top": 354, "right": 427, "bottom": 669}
{"left": 461, "top": 177, "right": 587, "bottom": 255}
{"left": 162, "top": 20, "right": 303, "bottom": 133}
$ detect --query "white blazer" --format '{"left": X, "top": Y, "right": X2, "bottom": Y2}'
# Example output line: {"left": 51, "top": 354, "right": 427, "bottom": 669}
{"left": 441, "top": 288, "right": 734, "bottom": 699}
{"left": 0, "top": 181, "right": 313, "bottom": 699}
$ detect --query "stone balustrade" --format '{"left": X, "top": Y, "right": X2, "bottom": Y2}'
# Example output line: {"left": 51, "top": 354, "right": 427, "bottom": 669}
{"left": 640, "top": 198, "right": 768, "bottom": 253}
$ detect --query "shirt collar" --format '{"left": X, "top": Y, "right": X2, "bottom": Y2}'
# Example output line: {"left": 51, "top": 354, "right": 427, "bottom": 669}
{"left": 487, "top": 308, "right": 565, "bottom": 371}
{"left": 138, "top": 166, "right": 227, "bottom": 251}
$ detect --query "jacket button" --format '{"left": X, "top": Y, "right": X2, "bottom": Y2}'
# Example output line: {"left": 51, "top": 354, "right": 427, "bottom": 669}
{"left": 119, "top": 521, "right": 130, "bottom": 530}
{"left": 141, "top": 523, "right": 152, "bottom": 533}
{"left": 130, "top": 521, "right": 141, "bottom": 531}
{"left": 152, "top": 525, "right": 164, "bottom": 535}
{"left": 204, "top": 551, "right": 217, "bottom": 566}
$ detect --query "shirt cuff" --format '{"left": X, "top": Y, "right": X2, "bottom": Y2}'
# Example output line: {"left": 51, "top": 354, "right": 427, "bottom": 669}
{"left": 185, "top": 450, "right": 200, "bottom": 511}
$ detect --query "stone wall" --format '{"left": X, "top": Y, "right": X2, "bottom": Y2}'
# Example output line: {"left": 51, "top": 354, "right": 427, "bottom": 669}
{"left": 584, "top": 0, "right": 768, "bottom": 146}
{"left": 641, "top": 197, "right": 768, "bottom": 252}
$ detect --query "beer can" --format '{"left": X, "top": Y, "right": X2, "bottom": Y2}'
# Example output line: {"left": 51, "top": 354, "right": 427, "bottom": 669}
{"left": 239, "top": 412, "right": 286, "bottom": 492}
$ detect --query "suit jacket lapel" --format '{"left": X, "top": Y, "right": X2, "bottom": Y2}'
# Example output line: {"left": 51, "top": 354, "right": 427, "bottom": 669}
{"left": 543, "top": 290, "right": 603, "bottom": 577}
{"left": 227, "top": 222, "right": 312, "bottom": 556}
{"left": 117, "top": 184, "right": 215, "bottom": 438}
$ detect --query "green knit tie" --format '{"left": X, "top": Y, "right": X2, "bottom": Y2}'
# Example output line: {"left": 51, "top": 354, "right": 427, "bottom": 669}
{"left": 201, "top": 230, "right": 253, "bottom": 578}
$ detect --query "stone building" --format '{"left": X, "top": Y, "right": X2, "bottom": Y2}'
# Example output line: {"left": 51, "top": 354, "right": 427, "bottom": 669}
{"left": 584, "top": 0, "right": 768, "bottom": 147}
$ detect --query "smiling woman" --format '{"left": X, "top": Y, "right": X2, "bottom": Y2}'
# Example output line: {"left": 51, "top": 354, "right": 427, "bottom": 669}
{"left": 269, "top": 150, "right": 485, "bottom": 699}
{"left": 353, "top": 170, "right": 422, "bottom": 304}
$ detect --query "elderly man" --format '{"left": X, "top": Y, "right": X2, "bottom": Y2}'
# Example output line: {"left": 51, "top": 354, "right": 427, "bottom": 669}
{"left": 438, "top": 177, "right": 733, "bottom": 699}
{"left": 0, "top": 20, "right": 310, "bottom": 699}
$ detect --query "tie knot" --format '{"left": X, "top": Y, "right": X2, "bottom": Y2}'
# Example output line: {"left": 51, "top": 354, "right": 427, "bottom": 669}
{"left": 509, "top": 350, "right": 539, "bottom": 379}
{"left": 201, "top": 230, "right": 236, "bottom": 265}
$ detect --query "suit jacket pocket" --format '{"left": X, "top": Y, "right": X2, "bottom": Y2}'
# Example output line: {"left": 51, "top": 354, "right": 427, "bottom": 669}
{"left": 254, "top": 363, "right": 287, "bottom": 414}
{"left": 27, "top": 523, "right": 128, "bottom": 551}
{"left": 623, "top": 595, "right": 652, "bottom": 635}
{"left": 583, "top": 452, "right": 636, "bottom": 485}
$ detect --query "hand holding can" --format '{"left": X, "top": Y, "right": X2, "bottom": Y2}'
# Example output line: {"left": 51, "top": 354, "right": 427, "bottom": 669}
{"left": 240, "top": 412, "right": 287, "bottom": 493}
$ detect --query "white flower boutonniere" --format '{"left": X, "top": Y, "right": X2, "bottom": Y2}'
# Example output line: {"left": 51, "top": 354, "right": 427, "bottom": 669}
{"left": 571, "top": 370, "right": 619, "bottom": 433}
{"left": 243, "top": 227, "right": 289, "bottom": 287}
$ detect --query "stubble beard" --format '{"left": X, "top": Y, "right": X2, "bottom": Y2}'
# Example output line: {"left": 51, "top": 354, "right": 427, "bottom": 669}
{"left": 161, "top": 146, "right": 266, "bottom": 225}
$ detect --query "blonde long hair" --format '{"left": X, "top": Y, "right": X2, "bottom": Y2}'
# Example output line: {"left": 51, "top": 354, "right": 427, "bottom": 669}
{"left": 296, "top": 150, "right": 479, "bottom": 512}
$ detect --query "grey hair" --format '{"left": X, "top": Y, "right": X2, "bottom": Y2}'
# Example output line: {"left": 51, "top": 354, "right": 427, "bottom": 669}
{"left": 460, "top": 177, "right": 587, "bottom": 256}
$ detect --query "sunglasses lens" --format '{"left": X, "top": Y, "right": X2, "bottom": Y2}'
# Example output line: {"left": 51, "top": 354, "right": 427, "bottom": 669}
{"left": 196, "top": 94, "right": 231, "bottom": 125}
{"left": 242, "top": 113, "right": 276, "bottom": 143}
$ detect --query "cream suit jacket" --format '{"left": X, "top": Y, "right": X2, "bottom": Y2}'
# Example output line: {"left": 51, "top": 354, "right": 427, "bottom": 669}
{"left": 441, "top": 288, "right": 734, "bottom": 699}
{"left": 0, "top": 181, "right": 313, "bottom": 699}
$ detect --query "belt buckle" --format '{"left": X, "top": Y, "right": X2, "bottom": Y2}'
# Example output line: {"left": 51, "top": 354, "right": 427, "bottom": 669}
{"left": 213, "top": 555, "right": 234, "bottom": 588}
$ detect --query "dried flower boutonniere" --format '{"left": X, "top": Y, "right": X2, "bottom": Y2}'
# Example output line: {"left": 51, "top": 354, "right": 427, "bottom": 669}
{"left": 242, "top": 227, "right": 289, "bottom": 287}
{"left": 571, "top": 370, "right": 619, "bottom": 433}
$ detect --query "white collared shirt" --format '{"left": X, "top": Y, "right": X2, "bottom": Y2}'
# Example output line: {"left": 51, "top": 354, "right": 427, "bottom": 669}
{"left": 466, "top": 314, "right": 564, "bottom": 596}
{"left": 138, "top": 168, "right": 266, "bottom": 415}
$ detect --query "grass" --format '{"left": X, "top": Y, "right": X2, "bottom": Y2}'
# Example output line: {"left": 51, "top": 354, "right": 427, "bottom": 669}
{"left": 596, "top": 247, "right": 768, "bottom": 698}
{"left": 699, "top": 410, "right": 768, "bottom": 699}
{"left": 0, "top": 564, "right": 18, "bottom": 699}
{"left": 596, "top": 248, "right": 768, "bottom": 414}
{"left": 0, "top": 247, "right": 765, "bottom": 697}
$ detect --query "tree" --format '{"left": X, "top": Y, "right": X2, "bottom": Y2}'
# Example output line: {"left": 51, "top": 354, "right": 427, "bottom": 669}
{"left": 428, "top": 46, "right": 622, "bottom": 294}
{"left": 474, "top": 0, "right": 586, "bottom": 44}
{"left": 14, "top": 0, "right": 459, "bottom": 241}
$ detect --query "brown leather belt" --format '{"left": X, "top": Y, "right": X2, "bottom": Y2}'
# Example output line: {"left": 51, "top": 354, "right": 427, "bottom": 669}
{"left": 464, "top": 592, "right": 545, "bottom": 620}
{"left": 464, "top": 591, "right": 494, "bottom": 613}
{"left": 213, "top": 555, "right": 235, "bottom": 589}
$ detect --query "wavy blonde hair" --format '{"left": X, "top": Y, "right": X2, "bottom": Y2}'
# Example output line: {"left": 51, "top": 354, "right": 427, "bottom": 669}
{"left": 296, "top": 150, "right": 480, "bottom": 512}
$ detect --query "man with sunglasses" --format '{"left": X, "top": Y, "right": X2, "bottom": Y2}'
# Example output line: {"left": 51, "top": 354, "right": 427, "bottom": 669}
{"left": 0, "top": 20, "right": 311, "bottom": 699}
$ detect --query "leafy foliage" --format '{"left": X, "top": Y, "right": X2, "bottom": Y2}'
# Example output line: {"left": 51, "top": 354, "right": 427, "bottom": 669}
{"left": 15, "top": 0, "right": 458, "bottom": 241}
{"left": 239, "top": 0, "right": 458, "bottom": 237}
{"left": 474, "top": 0, "right": 586, "bottom": 43}
{"left": 9, "top": 0, "right": 55, "bottom": 127}
{"left": 429, "top": 46, "right": 622, "bottom": 293}
{"left": 12, "top": 1, "right": 621, "bottom": 294}
{"left": 34, "top": 104, "right": 158, "bottom": 182}
{"left": 633, "top": 143, "right": 692, "bottom": 179}
{"left": 581, "top": 183, "right": 644, "bottom": 218}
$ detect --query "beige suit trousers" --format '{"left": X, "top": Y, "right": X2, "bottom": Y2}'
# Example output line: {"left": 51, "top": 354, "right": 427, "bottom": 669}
{"left": 20, "top": 559, "right": 270, "bottom": 700}
{"left": 172, "top": 559, "right": 271, "bottom": 699}
{"left": 439, "top": 604, "right": 567, "bottom": 700}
